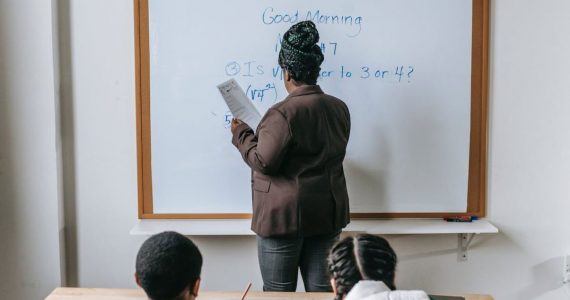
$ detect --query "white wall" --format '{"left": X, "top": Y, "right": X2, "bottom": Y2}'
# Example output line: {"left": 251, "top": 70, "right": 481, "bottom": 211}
{"left": 63, "top": 1, "right": 570, "bottom": 299}
{"left": 0, "top": 1, "right": 63, "bottom": 299}
{"left": 1, "top": 0, "right": 570, "bottom": 299}
{"left": 56, "top": 0, "right": 146, "bottom": 288}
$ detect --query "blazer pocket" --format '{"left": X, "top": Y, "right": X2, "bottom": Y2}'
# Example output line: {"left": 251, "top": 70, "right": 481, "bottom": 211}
{"left": 253, "top": 178, "right": 271, "bottom": 193}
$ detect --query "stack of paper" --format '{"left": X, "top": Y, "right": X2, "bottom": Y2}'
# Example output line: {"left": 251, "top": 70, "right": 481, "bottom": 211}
{"left": 217, "top": 79, "right": 262, "bottom": 130}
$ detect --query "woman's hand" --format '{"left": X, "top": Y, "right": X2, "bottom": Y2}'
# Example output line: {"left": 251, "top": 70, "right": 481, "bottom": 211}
{"left": 231, "top": 118, "right": 243, "bottom": 134}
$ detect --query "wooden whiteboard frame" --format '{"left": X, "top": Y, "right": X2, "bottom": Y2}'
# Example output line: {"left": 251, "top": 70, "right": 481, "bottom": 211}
{"left": 134, "top": 0, "right": 490, "bottom": 219}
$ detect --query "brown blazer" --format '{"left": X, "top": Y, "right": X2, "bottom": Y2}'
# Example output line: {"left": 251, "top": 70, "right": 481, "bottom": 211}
{"left": 232, "top": 85, "right": 351, "bottom": 237}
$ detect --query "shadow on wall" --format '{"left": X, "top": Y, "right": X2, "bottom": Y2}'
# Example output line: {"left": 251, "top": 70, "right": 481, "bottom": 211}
{"left": 517, "top": 256, "right": 568, "bottom": 299}
{"left": 55, "top": 0, "right": 79, "bottom": 287}
{"left": 0, "top": 4, "right": 23, "bottom": 298}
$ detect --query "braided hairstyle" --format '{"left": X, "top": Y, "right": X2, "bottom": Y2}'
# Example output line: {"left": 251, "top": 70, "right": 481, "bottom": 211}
{"left": 278, "top": 20, "right": 324, "bottom": 85}
{"left": 328, "top": 234, "right": 397, "bottom": 300}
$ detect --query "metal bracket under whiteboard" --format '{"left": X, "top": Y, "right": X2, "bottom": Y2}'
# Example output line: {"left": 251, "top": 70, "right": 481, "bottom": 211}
{"left": 457, "top": 233, "right": 476, "bottom": 262}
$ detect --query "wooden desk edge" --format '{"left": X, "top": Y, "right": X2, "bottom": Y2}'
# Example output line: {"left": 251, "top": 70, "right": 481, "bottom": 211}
{"left": 45, "top": 287, "right": 494, "bottom": 300}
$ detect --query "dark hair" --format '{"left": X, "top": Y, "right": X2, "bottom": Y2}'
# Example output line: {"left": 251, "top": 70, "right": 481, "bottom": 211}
{"left": 328, "top": 234, "right": 397, "bottom": 300}
{"left": 136, "top": 231, "right": 203, "bottom": 300}
{"left": 278, "top": 20, "right": 324, "bottom": 85}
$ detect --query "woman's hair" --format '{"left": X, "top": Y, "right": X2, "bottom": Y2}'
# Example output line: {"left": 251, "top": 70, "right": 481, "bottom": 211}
{"left": 278, "top": 20, "right": 324, "bottom": 85}
{"left": 328, "top": 234, "right": 397, "bottom": 300}
{"left": 136, "top": 231, "right": 203, "bottom": 300}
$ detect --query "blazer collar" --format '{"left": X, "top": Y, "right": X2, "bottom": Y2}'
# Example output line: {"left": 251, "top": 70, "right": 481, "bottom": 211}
{"left": 287, "top": 85, "right": 324, "bottom": 98}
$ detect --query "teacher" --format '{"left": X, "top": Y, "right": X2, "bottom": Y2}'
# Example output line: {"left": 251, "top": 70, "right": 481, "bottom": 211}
{"left": 231, "top": 21, "right": 351, "bottom": 292}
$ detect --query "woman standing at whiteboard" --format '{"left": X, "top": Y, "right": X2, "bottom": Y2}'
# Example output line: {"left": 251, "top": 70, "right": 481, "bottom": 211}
{"left": 231, "top": 21, "right": 351, "bottom": 292}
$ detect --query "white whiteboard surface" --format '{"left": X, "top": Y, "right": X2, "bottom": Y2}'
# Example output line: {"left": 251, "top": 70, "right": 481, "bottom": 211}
{"left": 148, "top": 0, "right": 472, "bottom": 214}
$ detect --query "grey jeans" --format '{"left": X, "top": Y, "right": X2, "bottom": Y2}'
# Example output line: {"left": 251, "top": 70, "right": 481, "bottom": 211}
{"left": 256, "top": 232, "right": 340, "bottom": 292}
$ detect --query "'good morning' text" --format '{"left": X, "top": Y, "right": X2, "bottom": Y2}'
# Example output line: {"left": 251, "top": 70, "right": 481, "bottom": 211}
{"left": 262, "top": 7, "right": 363, "bottom": 37}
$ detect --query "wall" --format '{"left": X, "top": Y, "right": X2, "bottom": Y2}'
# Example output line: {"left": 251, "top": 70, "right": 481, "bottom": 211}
{"left": 63, "top": 1, "right": 570, "bottom": 299}
{"left": 0, "top": 1, "right": 63, "bottom": 299}
{"left": 1, "top": 0, "right": 569, "bottom": 299}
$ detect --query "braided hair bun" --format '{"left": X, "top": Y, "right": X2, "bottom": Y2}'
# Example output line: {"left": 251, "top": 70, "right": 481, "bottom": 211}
{"left": 278, "top": 21, "right": 324, "bottom": 84}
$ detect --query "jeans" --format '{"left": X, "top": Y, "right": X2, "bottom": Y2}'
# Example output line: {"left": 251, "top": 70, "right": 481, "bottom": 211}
{"left": 256, "top": 232, "right": 340, "bottom": 292}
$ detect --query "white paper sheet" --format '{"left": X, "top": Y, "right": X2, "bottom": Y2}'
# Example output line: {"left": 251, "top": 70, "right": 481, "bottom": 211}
{"left": 217, "top": 78, "right": 262, "bottom": 130}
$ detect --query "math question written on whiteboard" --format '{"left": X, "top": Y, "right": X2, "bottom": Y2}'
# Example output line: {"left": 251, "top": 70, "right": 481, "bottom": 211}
{"left": 217, "top": 78, "right": 262, "bottom": 130}
{"left": 147, "top": 0, "right": 475, "bottom": 215}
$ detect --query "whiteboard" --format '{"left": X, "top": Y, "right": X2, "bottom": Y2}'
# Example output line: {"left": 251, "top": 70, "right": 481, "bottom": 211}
{"left": 147, "top": 0, "right": 473, "bottom": 214}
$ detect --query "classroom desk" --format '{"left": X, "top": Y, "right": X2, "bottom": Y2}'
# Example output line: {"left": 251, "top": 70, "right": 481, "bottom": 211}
{"left": 45, "top": 288, "right": 494, "bottom": 300}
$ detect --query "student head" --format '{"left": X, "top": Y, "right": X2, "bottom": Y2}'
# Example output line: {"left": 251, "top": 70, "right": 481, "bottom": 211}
{"left": 135, "top": 231, "right": 203, "bottom": 300}
{"left": 328, "top": 234, "right": 397, "bottom": 300}
{"left": 278, "top": 20, "right": 324, "bottom": 88}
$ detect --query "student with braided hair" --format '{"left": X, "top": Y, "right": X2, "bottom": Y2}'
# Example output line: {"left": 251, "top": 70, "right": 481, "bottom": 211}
{"left": 328, "top": 234, "right": 430, "bottom": 300}
{"left": 231, "top": 20, "right": 351, "bottom": 292}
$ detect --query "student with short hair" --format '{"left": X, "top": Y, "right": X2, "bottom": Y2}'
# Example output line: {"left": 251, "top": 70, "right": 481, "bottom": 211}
{"left": 328, "top": 234, "right": 430, "bottom": 300}
{"left": 135, "top": 231, "right": 203, "bottom": 300}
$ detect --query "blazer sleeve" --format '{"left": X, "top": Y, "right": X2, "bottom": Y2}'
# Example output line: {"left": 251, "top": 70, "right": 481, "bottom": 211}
{"left": 231, "top": 109, "right": 292, "bottom": 175}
